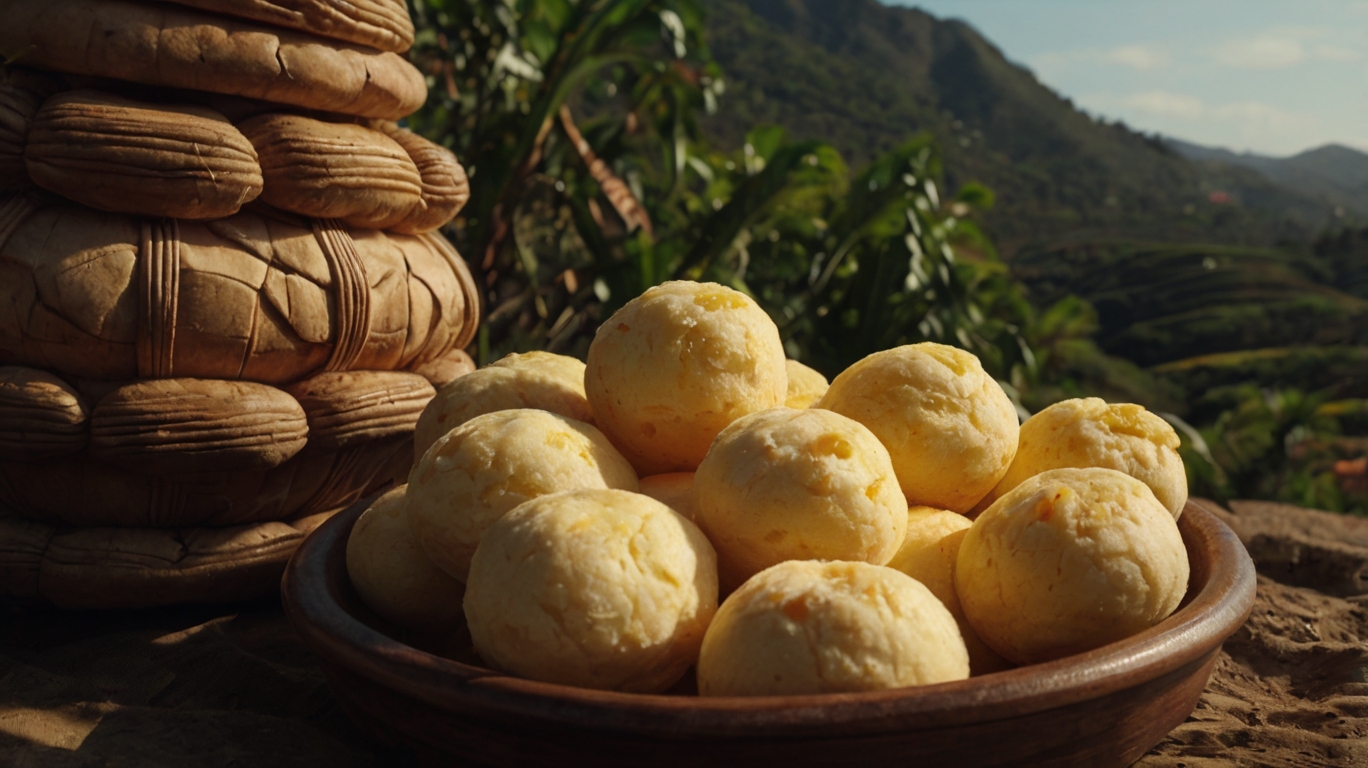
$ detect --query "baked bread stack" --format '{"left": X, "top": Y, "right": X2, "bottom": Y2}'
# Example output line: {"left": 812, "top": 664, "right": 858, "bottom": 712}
{"left": 0, "top": 0, "right": 480, "bottom": 609}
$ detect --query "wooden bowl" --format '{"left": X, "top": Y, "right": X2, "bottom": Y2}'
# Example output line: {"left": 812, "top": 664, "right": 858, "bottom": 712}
{"left": 282, "top": 499, "right": 1256, "bottom": 767}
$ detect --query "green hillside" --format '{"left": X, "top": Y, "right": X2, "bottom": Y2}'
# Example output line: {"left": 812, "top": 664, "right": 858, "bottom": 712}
{"left": 699, "top": 0, "right": 1339, "bottom": 255}
{"left": 1011, "top": 239, "right": 1368, "bottom": 427}
{"left": 1170, "top": 141, "right": 1368, "bottom": 218}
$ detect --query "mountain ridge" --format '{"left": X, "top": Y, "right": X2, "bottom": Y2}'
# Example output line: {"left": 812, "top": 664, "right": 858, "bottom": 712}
{"left": 1166, "top": 140, "right": 1368, "bottom": 217}
{"left": 700, "top": 0, "right": 1348, "bottom": 255}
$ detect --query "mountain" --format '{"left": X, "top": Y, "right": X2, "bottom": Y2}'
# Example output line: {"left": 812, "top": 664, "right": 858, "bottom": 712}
{"left": 1167, "top": 140, "right": 1368, "bottom": 218}
{"left": 699, "top": 0, "right": 1344, "bottom": 256}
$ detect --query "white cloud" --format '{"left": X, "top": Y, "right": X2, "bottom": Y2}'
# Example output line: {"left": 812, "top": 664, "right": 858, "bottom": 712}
{"left": 1119, "top": 91, "right": 1205, "bottom": 120}
{"left": 1104, "top": 45, "right": 1171, "bottom": 71}
{"left": 1213, "top": 37, "right": 1306, "bottom": 69}
{"left": 1032, "top": 44, "right": 1170, "bottom": 75}
{"left": 1313, "top": 43, "right": 1360, "bottom": 61}
{"left": 1211, "top": 30, "right": 1360, "bottom": 69}
{"left": 1211, "top": 101, "right": 1318, "bottom": 132}
{"left": 1092, "top": 91, "right": 1326, "bottom": 154}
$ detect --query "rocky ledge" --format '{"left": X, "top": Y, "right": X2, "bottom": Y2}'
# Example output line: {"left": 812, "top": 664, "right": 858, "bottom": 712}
{"left": 1140, "top": 500, "right": 1368, "bottom": 767}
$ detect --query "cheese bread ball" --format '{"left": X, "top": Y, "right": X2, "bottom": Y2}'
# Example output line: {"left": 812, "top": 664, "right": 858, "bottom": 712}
{"left": 585, "top": 281, "right": 787, "bottom": 475}
{"left": 784, "top": 359, "right": 829, "bottom": 408}
{"left": 979, "top": 398, "right": 1188, "bottom": 519}
{"left": 345, "top": 485, "right": 465, "bottom": 634}
{"left": 407, "top": 409, "right": 638, "bottom": 581}
{"left": 817, "top": 343, "right": 1019, "bottom": 513}
{"left": 694, "top": 408, "right": 908, "bottom": 590}
{"left": 697, "top": 560, "right": 969, "bottom": 696}
{"left": 414, "top": 351, "right": 591, "bottom": 459}
{"left": 464, "top": 489, "right": 718, "bottom": 693}
{"left": 886, "top": 507, "right": 1012, "bottom": 675}
{"left": 639, "top": 472, "right": 696, "bottom": 521}
{"left": 956, "top": 468, "right": 1189, "bottom": 665}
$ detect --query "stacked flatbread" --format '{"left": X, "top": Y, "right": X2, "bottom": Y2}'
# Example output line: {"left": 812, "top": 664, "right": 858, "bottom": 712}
{"left": 0, "top": 0, "right": 480, "bottom": 609}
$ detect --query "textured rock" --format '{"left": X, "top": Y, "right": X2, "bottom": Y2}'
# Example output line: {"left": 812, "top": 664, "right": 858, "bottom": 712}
{"left": 285, "top": 371, "right": 434, "bottom": 452}
{"left": 1141, "top": 575, "right": 1368, "bottom": 767}
{"left": 0, "top": 366, "right": 87, "bottom": 461}
{"left": 239, "top": 114, "right": 424, "bottom": 230}
{"left": 162, "top": 0, "right": 415, "bottom": 53}
{"left": 1138, "top": 500, "right": 1368, "bottom": 766}
{"left": 376, "top": 122, "right": 470, "bottom": 234}
{"left": 24, "top": 90, "right": 263, "bottom": 219}
{"left": 0, "top": 0, "right": 426, "bottom": 120}
{"left": 88, "top": 379, "right": 308, "bottom": 474}
{"left": 1210, "top": 499, "right": 1368, "bottom": 598}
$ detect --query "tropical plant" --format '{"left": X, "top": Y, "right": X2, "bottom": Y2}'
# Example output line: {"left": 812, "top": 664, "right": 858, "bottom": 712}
{"left": 1178, "top": 386, "right": 1368, "bottom": 515}
{"left": 406, "top": 0, "right": 724, "bottom": 360}
{"left": 405, "top": 1, "right": 1039, "bottom": 378}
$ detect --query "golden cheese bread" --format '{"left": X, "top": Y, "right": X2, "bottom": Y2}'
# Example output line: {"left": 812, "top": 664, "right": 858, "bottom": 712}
{"left": 697, "top": 560, "right": 969, "bottom": 696}
{"left": 464, "top": 489, "right": 718, "bottom": 692}
{"left": 585, "top": 281, "right": 787, "bottom": 475}
{"left": 956, "top": 467, "right": 1189, "bottom": 665}
{"left": 817, "top": 342, "right": 1019, "bottom": 513}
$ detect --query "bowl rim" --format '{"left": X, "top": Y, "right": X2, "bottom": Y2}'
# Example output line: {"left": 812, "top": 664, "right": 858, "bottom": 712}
{"left": 283, "top": 497, "right": 1256, "bottom": 737}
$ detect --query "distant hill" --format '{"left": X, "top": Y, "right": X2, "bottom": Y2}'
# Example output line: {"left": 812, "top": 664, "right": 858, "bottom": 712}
{"left": 700, "top": 0, "right": 1343, "bottom": 256}
{"left": 1167, "top": 140, "right": 1368, "bottom": 218}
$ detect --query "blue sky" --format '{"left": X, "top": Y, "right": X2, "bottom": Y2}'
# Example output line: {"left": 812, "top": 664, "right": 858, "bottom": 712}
{"left": 887, "top": 0, "right": 1368, "bottom": 157}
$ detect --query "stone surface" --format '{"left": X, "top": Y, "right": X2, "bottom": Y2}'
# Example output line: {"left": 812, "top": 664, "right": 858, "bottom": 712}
{"left": 1139, "top": 575, "right": 1368, "bottom": 767}
{"left": 1209, "top": 500, "right": 1368, "bottom": 598}
{"left": 1138, "top": 500, "right": 1368, "bottom": 766}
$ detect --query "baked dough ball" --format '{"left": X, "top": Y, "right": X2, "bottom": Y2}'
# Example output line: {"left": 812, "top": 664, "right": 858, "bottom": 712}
{"left": 697, "top": 560, "right": 969, "bottom": 696}
{"left": 956, "top": 468, "right": 1189, "bottom": 665}
{"left": 979, "top": 398, "right": 1188, "bottom": 519}
{"left": 817, "top": 343, "right": 1018, "bottom": 513}
{"left": 464, "top": 489, "right": 718, "bottom": 693}
{"left": 694, "top": 408, "right": 908, "bottom": 590}
{"left": 585, "top": 281, "right": 787, "bottom": 475}
{"left": 345, "top": 485, "right": 465, "bottom": 634}
{"left": 407, "top": 409, "right": 638, "bottom": 580}
{"left": 785, "top": 359, "right": 829, "bottom": 408}
{"left": 886, "top": 507, "right": 1011, "bottom": 675}
{"left": 414, "top": 351, "right": 591, "bottom": 459}
{"left": 639, "top": 472, "right": 696, "bottom": 521}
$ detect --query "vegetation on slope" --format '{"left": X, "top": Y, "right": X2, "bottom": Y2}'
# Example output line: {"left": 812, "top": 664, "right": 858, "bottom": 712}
{"left": 405, "top": 0, "right": 1366, "bottom": 515}
{"left": 698, "top": 0, "right": 1343, "bottom": 255}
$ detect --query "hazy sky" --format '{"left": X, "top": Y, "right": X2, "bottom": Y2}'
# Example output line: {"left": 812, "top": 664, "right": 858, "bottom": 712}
{"left": 887, "top": 0, "right": 1368, "bottom": 157}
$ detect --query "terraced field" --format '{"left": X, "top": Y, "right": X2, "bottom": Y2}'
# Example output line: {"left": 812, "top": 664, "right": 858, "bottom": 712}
{"left": 1012, "top": 242, "right": 1368, "bottom": 399}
